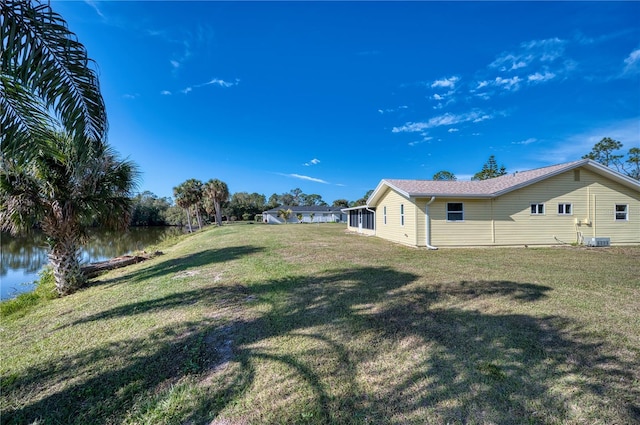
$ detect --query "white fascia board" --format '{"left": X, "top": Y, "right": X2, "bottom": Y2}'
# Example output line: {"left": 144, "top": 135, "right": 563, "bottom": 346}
{"left": 367, "top": 180, "right": 411, "bottom": 206}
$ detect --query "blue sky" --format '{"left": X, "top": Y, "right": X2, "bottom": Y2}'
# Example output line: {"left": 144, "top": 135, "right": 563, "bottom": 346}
{"left": 54, "top": 1, "right": 640, "bottom": 204}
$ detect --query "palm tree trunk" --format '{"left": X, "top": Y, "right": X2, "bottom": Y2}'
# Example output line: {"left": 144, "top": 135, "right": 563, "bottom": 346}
{"left": 195, "top": 206, "right": 202, "bottom": 230}
{"left": 214, "top": 200, "right": 223, "bottom": 226}
{"left": 48, "top": 240, "right": 85, "bottom": 295}
{"left": 185, "top": 207, "right": 192, "bottom": 233}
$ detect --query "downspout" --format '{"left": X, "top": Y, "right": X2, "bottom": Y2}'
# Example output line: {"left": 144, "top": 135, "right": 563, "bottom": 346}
{"left": 425, "top": 196, "right": 438, "bottom": 250}
{"left": 365, "top": 207, "right": 376, "bottom": 232}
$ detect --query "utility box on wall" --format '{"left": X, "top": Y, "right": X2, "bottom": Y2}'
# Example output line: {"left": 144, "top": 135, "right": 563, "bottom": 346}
{"left": 584, "top": 237, "right": 610, "bottom": 247}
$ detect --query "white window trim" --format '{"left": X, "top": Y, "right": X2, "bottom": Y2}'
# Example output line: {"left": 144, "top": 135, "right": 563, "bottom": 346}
{"left": 614, "top": 204, "right": 629, "bottom": 221}
{"left": 530, "top": 203, "right": 545, "bottom": 215}
{"left": 446, "top": 202, "right": 464, "bottom": 222}
{"left": 558, "top": 203, "right": 572, "bottom": 216}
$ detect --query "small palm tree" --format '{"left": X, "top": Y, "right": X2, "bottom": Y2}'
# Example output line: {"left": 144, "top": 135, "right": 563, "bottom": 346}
{"left": 278, "top": 208, "right": 292, "bottom": 224}
{"left": 203, "top": 179, "right": 229, "bottom": 226}
{"left": 296, "top": 213, "right": 303, "bottom": 223}
{"left": 0, "top": 131, "right": 139, "bottom": 295}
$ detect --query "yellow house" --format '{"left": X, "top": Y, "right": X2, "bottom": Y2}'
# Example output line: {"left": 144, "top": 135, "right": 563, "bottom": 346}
{"left": 347, "top": 159, "right": 640, "bottom": 248}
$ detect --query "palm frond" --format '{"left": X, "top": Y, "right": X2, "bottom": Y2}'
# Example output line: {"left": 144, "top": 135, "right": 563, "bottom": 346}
{"left": 0, "top": 75, "right": 59, "bottom": 161}
{"left": 1, "top": 0, "right": 107, "bottom": 153}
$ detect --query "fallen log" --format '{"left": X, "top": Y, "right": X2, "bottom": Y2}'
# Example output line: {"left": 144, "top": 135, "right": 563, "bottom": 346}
{"left": 81, "top": 254, "right": 152, "bottom": 278}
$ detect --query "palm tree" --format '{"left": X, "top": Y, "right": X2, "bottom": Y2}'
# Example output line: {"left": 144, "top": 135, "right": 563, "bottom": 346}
{"left": 173, "top": 183, "right": 193, "bottom": 233}
{"left": 278, "top": 208, "right": 292, "bottom": 224}
{"left": 203, "top": 179, "right": 229, "bottom": 226}
{"left": 173, "top": 179, "right": 205, "bottom": 231}
{"left": 0, "top": 131, "right": 139, "bottom": 295}
{"left": 1, "top": 0, "right": 107, "bottom": 162}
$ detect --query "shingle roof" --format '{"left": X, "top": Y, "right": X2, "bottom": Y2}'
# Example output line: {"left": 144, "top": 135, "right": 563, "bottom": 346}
{"left": 263, "top": 205, "right": 343, "bottom": 214}
{"left": 368, "top": 159, "right": 640, "bottom": 205}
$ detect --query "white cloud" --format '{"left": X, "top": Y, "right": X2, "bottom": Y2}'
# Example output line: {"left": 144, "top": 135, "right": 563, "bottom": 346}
{"left": 160, "top": 90, "right": 172, "bottom": 95}
{"left": 495, "top": 76, "right": 522, "bottom": 91}
{"left": 623, "top": 48, "right": 640, "bottom": 75}
{"left": 431, "top": 76, "right": 459, "bottom": 89}
{"left": 287, "top": 174, "right": 329, "bottom": 184}
{"left": 303, "top": 158, "right": 321, "bottom": 166}
{"left": 448, "top": 128, "right": 459, "bottom": 133}
{"left": 84, "top": 1, "right": 104, "bottom": 18}
{"left": 170, "top": 60, "right": 180, "bottom": 69}
{"left": 512, "top": 138, "right": 537, "bottom": 145}
{"left": 178, "top": 78, "right": 239, "bottom": 95}
{"left": 378, "top": 105, "right": 408, "bottom": 114}
{"left": 122, "top": 93, "right": 139, "bottom": 100}
{"left": 392, "top": 110, "right": 494, "bottom": 133}
{"left": 520, "top": 37, "right": 567, "bottom": 62}
{"left": 528, "top": 71, "right": 556, "bottom": 83}
{"left": 203, "top": 78, "right": 239, "bottom": 88}
{"left": 433, "top": 94, "right": 444, "bottom": 101}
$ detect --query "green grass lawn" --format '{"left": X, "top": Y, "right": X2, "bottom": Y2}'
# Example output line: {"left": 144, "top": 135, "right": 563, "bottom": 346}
{"left": 2, "top": 224, "right": 639, "bottom": 424}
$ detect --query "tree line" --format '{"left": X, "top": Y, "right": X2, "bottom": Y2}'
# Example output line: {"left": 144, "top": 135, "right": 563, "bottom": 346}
{"left": 130, "top": 185, "right": 365, "bottom": 228}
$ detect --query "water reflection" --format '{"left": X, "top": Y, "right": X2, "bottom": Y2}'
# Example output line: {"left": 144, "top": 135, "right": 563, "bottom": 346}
{"left": 1, "top": 227, "right": 182, "bottom": 300}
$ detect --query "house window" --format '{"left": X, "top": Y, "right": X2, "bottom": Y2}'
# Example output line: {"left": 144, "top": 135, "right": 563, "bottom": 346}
{"left": 615, "top": 204, "right": 628, "bottom": 221}
{"left": 530, "top": 203, "right": 545, "bottom": 215}
{"left": 574, "top": 169, "right": 580, "bottom": 181}
{"left": 558, "top": 203, "right": 572, "bottom": 215}
{"left": 383, "top": 206, "right": 387, "bottom": 225}
{"left": 447, "top": 202, "right": 464, "bottom": 222}
{"left": 400, "top": 204, "right": 404, "bottom": 226}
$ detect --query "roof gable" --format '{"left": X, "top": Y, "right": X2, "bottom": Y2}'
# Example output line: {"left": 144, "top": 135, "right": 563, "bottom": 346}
{"left": 368, "top": 159, "right": 640, "bottom": 206}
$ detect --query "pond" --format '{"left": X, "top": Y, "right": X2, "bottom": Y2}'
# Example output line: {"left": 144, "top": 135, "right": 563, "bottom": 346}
{"left": 1, "top": 227, "right": 183, "bottom": 300}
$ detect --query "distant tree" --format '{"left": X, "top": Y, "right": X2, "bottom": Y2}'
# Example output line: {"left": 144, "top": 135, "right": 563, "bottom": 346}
{"left": 163, "top": 205, "right": 187, "bottom": 226}
{"left": 351, "top": 189, "right": 374, "bottom": 207}
{"left": 433, "top": 170, "right": 457, "bottom": 181}
{"left": 310, "top": 212, "right": 315, "bottom": 223}
{"left": 279, "top": 193, "right": 296, "bottom": 206}
{"left": 130, "top": 191, "right": 171, "bottom": 226}
{"left": 472, "top": 155, "right": 507, "bottom": 181}
{"left": 627, "top": 147, "right": 640, "bottom": 180}
{"left": 203, "top": 179, "right": 229, "bottom": 226}
{"left": 173, "top": 181, "right": 194, "bottom": 232}
{"left": 300, "top": 193, "right": 326, "bottom": 206}
{"left": 582, "top": 137, "right": 639, "bottom": 180}
{"left": 582, "top": 137, "right": 624, "bottom": 170}
{"left": 290, "top": 188, "right": 303, "bottom": 205}
{"left": 332, "top": 199, "right": 349, "bottom": 208}
{"left": 227, "top": 192, "right": 266, "bottom": 220}
{"left": 267, "top": 193, "right": 280, "bottom": 209}
{"left": 296, "top": 213, "right": 303, "bottom": 223}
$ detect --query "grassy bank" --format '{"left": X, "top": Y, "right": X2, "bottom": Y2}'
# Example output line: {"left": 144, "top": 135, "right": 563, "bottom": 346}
{"left": 1, "top": 224, "right": 639, "bottom": 424}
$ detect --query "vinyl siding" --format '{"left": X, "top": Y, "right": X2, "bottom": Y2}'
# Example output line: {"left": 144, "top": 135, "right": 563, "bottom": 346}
{"left": 491, "top": 169, "right": 639, "bottom": 245}
{"left": 407, "top": 167, "right": 639, "bottom": 247}
{"left": 375, "top": 188, "right": 417, "bottom": 246}
{"left": 428, "top": 199, "right": 494, "bottom": 246}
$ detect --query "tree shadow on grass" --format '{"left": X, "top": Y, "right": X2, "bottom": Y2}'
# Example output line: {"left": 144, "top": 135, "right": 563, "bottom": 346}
{"left": 4, "top": 267, "right": 639, "bottom": 424}
{"left": 85, "top": 245, "right": 264, "bottom": 288}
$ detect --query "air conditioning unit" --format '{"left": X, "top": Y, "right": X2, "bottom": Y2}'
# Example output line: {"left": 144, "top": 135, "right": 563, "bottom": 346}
{"left": 584, "top": 237, "right": 610, "bottom": 247}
